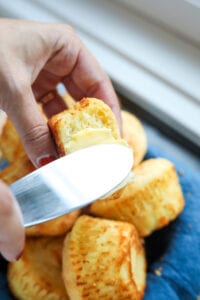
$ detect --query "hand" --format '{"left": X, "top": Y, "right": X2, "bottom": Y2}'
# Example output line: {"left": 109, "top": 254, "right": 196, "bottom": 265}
{"left": 144, "top": 149, "right": 200, "bottom": 300}
{"left": 0, "top": 18, "right": 121, "bottom": 262}
{"left": 0, "top": 18, "right": 121, "bottom": 167}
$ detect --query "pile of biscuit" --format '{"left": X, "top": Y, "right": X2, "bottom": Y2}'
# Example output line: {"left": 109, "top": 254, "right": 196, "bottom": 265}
{"left": 0, "top": 96, "right": 184, "bottom": 300}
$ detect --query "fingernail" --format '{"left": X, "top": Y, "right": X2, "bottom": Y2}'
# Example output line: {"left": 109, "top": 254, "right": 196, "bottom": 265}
{"left": 15, "top": 250, "right": 24, "bottom": 261}
{"left": 36, "top": 154, "right": 56, "bottom": 167}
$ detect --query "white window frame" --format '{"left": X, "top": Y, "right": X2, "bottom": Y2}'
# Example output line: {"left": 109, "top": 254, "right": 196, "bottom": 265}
{"left": 114, "top": 0, "right": 200, "bottom": 47}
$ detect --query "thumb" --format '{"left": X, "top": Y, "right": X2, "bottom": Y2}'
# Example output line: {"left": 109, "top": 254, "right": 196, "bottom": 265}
{"left": 3, "top": 84, "right": 57, "bottom": 167}
{"left": 0, "top": 180, "right": 25, "bottom": 262}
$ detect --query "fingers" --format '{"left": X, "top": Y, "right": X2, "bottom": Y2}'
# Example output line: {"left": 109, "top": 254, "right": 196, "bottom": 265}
{"left": 0, "top": 181, "right": 25, "bottom": 262}
{"left": 0, "top": 20, "right": 122, "bottom": 167}
{"left": 2, "top": 81, "right": 57, "bottom": 167}
{"left": 63, "top": 46, "right": 122, "bottom": 125}
{"left": 41, "top": 25, "right": 122, "bottom": 129}
{"left": 29, "top": 23, "right": 121, "bottom": 128}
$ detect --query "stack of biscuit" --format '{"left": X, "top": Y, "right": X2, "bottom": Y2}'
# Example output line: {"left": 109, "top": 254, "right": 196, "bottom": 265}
{"left": 0, "top": 96, "right": 184, "bottom": 300}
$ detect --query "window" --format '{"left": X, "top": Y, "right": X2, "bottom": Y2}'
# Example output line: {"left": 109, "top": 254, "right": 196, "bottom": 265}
{"left": 0, "top": 0, "right": 199, "bottom": 146}
{"left": 114, "top": 0, "right": 200, "bottom": 46}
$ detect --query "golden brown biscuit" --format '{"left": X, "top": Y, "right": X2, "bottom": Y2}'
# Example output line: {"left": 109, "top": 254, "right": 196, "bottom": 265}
{"left": 8, "top": 236, "right": 69, "bottom": 300}
{"left": 62, "top": 93, "right": 148, "bottom": 167}
{"left": 63, "top": 215, "right": 146, "bottom": 300}
{"left": 48, "top": 98, "right": 125, "bottom": 156}
{"left": 122, "top": 110, "right": 147, "bottom": 167}
{"left": 0, "top": 118, "right": 25, "bottom": 162}
{"left": 26, "top": 210, "right": 81, "bottom": 237}
{"left": 89, "top": 158, "right": 185, "bottom": 237}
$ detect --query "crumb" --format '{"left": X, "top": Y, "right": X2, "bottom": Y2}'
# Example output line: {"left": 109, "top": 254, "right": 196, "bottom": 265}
{"left": 188, "top": 224, "right": 192, "bottom": 229}
{"left": 197, "top": 295, "right": 200, "bottom": 300}
{"left": 178, "top": 169, "right": 185, "bottom": 176}
{"left": 187, "top": 192, "right": 191, "bottom": 197}
{"left": 154, "top": 267, "right": 162, "bottom": 277}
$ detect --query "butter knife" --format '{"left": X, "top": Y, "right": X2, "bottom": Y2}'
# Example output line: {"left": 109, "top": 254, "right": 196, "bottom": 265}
{"left": 9, "top": 144, "right": 133, "bottom": 227}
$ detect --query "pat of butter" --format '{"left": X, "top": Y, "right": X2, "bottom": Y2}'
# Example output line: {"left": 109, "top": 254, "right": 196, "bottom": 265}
{"left": 65, "top": 128, "right": 128, "bottom": 154}
{"left": 64, "top": 127, "right": 134, "bottom": 195}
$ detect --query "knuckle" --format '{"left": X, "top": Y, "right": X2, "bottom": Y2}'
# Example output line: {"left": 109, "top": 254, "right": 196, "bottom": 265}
{"left": 86, "top": 79, "right": 105, "bottom": 96}
{"left": 22, "top": 123, "right": 49, "bottom": 146}
{"left": 58, "top": 24, "right": 79, "bottom": 45}
{"left": 61, "top": 24, "right": 76, "bottom": 35}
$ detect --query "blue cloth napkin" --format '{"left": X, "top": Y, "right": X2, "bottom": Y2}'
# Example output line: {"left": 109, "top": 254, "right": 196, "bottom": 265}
{"left": 144, "top": 145, "right": 200, "bottom": 300}
{"left": 0, "top": 146, "right": 199, "bottom": 299}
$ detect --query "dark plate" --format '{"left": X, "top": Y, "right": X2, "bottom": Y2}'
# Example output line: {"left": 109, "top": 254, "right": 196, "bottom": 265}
{"left": 0, "top": 257, "right": 15, "bottom": 300}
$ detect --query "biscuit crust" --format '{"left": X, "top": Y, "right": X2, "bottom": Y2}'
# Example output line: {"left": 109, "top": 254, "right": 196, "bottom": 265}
{"left": 26, "top": 210, "right": 81, "bottom": 237}
{"left": 62, "top": 215, "right": 146, "bottom": 300}
{"left": 8, "top": 236, "right": 69, "bottom": 300}
{"left": 90, "top": 158, "right": 185, "bottom": 236}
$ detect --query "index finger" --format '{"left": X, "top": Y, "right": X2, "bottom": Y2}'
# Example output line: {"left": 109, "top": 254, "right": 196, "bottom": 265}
{"left": 43, "top": 29, "right": 122, "bottom": 129}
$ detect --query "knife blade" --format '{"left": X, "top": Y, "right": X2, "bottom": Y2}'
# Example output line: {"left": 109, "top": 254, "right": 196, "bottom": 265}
{"left": 9, "top": 144, "right": 133, "bottom": 228}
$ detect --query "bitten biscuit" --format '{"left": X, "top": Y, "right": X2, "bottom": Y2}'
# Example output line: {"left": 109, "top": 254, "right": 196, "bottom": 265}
{"left": 8, "top": 236, "right": 69, "bottom": 300}
{"left": 62, "top": 215, "right": 146, "bottom": 300}
{"left": 121, "top": 110, "right": 147, "bottom": 167}
{"left": 48, "top": 98, "right": 126, "bottom": 156}
{"left": 89, "top": 158, "right": 185, "bottom": 237}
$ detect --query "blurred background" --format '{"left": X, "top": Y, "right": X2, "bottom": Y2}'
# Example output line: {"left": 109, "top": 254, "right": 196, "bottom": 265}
{"left": 0, "top": 0, "right": 199, "bottom": 170}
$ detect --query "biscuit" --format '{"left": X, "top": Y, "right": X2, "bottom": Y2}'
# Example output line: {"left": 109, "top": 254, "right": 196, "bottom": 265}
{"left": 8, "top": 236, "right": 69, "bottom": 300}
{"left": 89, "top": 158, "right": 185, "bottom": 236}
{"left": 0, "top": 118, "right": 25, "bottom": 162}
{"left": 26, "top": 210, "right": 81, "bottom": 237}
{"left": 48, "top": 98, "right": 126, "bottom": 156}
{"left": 121, "top": 110, "right": 147, "bottom": 167}
{"left": 62, "top": 215, "right": 146, "bottom": 300}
